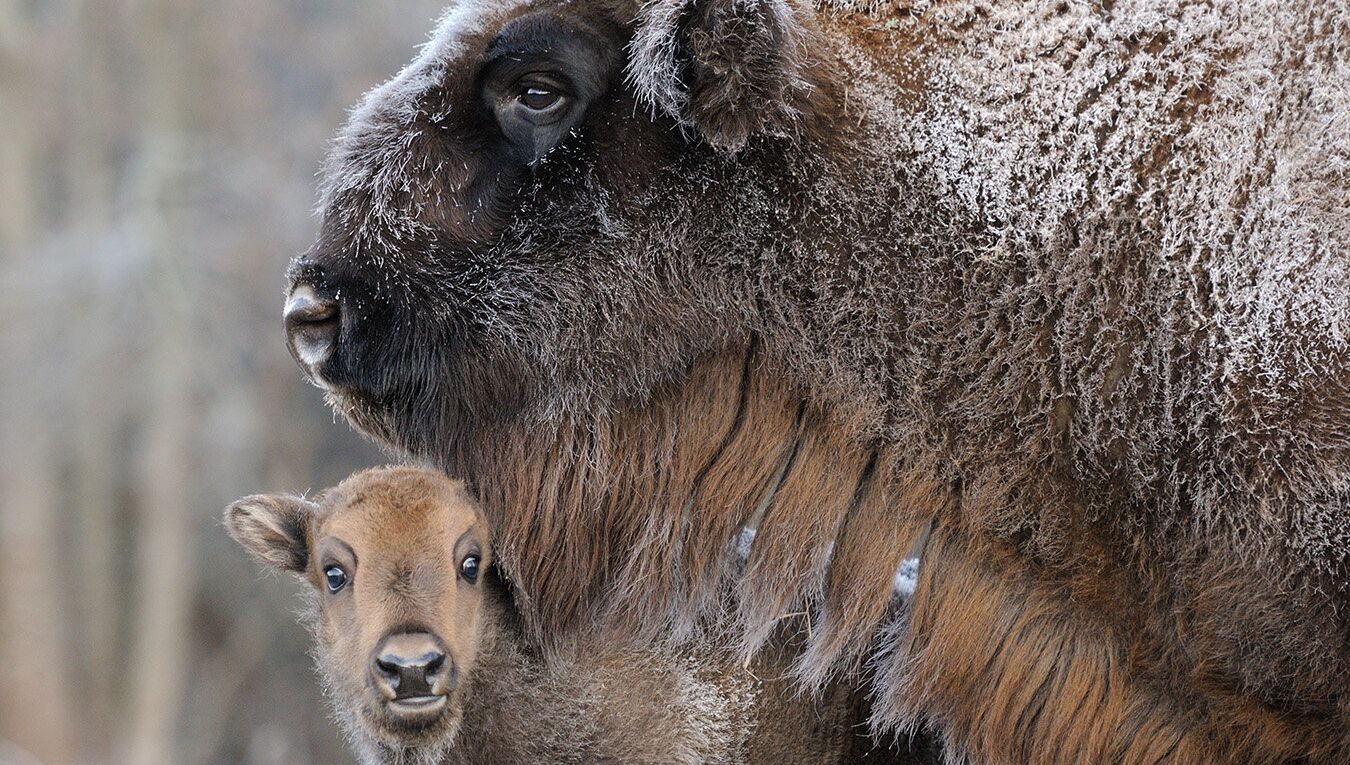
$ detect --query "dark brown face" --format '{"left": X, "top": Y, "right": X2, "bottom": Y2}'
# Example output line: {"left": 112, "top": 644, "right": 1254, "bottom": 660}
{"left": 282, "top": 0, "right": 817, "bottom": 459}
{"left": 225, "top": 468, "right": 492, "bottom": 749}
{"left": 283, "top": 0, "right": 636, "bottom": 447}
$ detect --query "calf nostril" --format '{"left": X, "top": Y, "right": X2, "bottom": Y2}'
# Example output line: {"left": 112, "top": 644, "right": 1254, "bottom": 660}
{"left": 374, "top": 651, "right": 446, "bottom": 694}
{"left": 372, "top": 634, "right": 449, "bottom": 700}
{"left": 424, "top": 652, "right": 446, "bottom": 678}
{"left": 375, "top": 656, "right": 401, "bottom": 682}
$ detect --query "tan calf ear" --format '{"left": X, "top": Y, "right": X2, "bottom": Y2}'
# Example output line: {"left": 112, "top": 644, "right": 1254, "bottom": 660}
{"left": 224, "top": 494, "right": 315, "bottom": 574}
{"left": 628, "top": 0, "right": 810, "bottom": 153}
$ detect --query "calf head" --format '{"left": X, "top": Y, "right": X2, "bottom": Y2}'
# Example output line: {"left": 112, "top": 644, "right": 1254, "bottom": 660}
{"left": 226, "top": 467, "right": 492, "bottom": 751}
{"left": 283, "top": 0, "right": 823, "bottom": 456}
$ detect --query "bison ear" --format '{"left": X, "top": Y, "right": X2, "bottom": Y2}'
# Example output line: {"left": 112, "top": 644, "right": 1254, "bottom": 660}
{"left": 224, "top": 494, "right": 315, "bottom": 574}
{"left": 628, "top": 0, "right": 810, "bottom": 153}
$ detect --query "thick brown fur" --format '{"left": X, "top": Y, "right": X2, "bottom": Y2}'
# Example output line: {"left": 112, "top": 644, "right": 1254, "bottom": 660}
{"left": 873, "top": 526, "right": 1345, "bottom": 765}
{"left": 284, "top": 1, "right": 1350, "bottom": 762}
{"left": 226, "top": 467, "right": 931, "bottom": 765}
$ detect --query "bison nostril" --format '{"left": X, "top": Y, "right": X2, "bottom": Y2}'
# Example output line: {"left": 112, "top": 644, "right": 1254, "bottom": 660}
{"left": 284, "top": 284, "right": 340, "bottom": 370}
{"left": 284, "top": 287, "right": 338, "bottom": 325}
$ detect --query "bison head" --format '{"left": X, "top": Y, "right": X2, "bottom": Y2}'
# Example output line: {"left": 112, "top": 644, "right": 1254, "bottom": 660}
{"left": 284, "top": 0, "right": 826, "bottom": 458}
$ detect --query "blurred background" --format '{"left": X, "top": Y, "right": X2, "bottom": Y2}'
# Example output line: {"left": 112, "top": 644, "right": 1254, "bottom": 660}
{"left": 0, "top": 1, "right": 446, "bottom": 762}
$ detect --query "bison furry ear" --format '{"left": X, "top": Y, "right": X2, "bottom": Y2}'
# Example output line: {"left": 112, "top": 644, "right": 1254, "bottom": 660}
{"left": 628, "top": 0, "right": 811, "bottom": 153}
{"left": 224, "top": 494, "right": 315, "bottom": 574}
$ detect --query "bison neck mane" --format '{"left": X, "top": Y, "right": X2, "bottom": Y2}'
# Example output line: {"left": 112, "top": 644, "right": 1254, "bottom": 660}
{"left": 441, "top": 341, "right": 931, "bottom": 684}
{"left": 440, "top": 338, "right": 1342, "bottom": 763}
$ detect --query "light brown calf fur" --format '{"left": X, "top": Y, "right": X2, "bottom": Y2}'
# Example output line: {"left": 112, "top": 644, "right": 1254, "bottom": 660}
{"left": 226, "top": 467, "right": 933, "bottom": 765}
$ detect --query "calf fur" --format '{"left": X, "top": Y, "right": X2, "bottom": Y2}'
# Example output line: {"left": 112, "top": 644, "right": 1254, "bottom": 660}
{"left": 226, "top": 467, "right": 929, "bottom": 765}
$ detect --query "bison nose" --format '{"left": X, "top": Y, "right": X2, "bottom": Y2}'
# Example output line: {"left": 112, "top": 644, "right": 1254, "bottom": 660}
{"left": 284, "top": 284, "right": 340, "bottom": 370}
{"left": 372, "top": 633, "right": 450, "bottom": 700}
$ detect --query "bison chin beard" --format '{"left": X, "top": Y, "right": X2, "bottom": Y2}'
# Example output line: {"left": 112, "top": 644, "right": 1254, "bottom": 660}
{"left": 319, "top": 318, "right": 538, "bottom": 466}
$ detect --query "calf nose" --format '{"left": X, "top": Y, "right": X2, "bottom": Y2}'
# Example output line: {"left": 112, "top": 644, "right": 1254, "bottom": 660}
{"left": 284, "top": 284, "right": 340, "bottom": 370}
{"left": 372, "top": 633, "right": 449, "bottom": 700}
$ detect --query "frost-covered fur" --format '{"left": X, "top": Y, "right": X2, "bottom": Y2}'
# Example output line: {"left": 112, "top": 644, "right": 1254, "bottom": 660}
{"left": 291, "top": 1, "right": 1350, "bottom": 763}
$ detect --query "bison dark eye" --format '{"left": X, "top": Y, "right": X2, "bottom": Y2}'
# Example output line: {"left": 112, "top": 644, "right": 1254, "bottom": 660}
{"left": 519, "top": 86, "right": 561, "bottom": 111}
{"left": 480, "top": 15, "right": 618, "bottom": 164}
{"left": 460, "top": 555, "right": 480, "bottom": 584}
{"left": 324, "top": 565, "right": 348, "bottom": 593}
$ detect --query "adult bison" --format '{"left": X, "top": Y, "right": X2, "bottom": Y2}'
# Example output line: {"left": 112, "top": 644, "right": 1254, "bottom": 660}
{"left": 283, "top": 0, "right": 1349, "bottom": 762}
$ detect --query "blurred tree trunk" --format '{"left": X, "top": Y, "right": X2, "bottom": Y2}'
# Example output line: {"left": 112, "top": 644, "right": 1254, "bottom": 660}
{"left": 69, "top": 3, "right": 126, "bottom": 757}
{"left": 125, "top": 300, "right": 195, "bottom": 765}
{"left": 0, "top": 0, "right": 39, "bottom": 255}
{"left": 0, "top": 4, "right": 76, "bottom": 764}
{"left": 72, "top": 327, "right": 122, "bottom": 761}
{"left": 69, "top": 0, "right": 118, "bottom": 226}
{"left": 123, "top": 1, "right": 198, "bottom": 762}
{"left": 0, "top": 407, "right": 76, "bottom": 763}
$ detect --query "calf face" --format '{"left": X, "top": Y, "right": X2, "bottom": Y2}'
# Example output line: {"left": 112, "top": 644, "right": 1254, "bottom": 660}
{"left": 226, "top": 467, "right": 491, "bottom": 748}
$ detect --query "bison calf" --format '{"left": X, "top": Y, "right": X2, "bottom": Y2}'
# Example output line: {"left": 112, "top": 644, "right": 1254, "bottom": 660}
{"left": 226, "top": 466, "right": 923, "bottom": 765}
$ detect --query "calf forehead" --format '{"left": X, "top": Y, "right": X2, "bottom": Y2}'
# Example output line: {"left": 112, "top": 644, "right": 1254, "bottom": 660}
{"left": 318, "top": 468, "right": 483, "bottom": 552}
{"left": 328, "top": 497, "right": 465, "bottom": 557}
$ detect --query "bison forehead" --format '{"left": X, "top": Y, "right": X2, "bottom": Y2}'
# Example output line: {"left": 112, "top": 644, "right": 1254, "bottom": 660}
{"left": 317, "top": 0, "right": 525, "bottom": 228}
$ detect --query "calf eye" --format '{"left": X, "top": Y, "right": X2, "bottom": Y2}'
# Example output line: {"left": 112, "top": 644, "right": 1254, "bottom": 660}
{"left": 519, "top": 86, "right": 561, "bottom": 111}
{"left": 324, "top": 565, "right": 348, "bottom": 593}
{"left": 460, "top": 555, "right": 480, "bottom": 584}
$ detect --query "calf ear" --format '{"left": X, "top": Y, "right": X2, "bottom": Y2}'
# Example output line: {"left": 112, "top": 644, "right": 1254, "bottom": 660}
{"left": 224, "top": 494, "right": 315, "bottom": 574}
{"left": 628, "top": 0, "right": 809, "bottom": 153}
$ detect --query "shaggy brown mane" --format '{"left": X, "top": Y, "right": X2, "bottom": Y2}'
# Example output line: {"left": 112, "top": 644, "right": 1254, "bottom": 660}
{"left": 443, "top": 344, "right": 931, "bottom": 676}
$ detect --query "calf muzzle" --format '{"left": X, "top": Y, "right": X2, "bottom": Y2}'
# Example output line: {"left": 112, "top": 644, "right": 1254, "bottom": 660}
{"left": 372, "top": 632, "right": 451, "bottom": 704}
